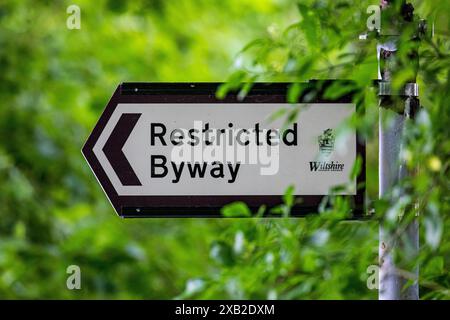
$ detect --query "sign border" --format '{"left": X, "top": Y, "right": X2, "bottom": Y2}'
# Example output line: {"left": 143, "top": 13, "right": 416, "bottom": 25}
{"left": 82, "top": 82, "right": 366, "bottom": 218}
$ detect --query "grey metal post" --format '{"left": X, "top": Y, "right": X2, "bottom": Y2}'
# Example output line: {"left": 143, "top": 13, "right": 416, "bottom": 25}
{"left": 379, "top": 101, "right": 419, "bottom": 300}
{"left": 377, "top": 0, "right": 421, "bottom": 300}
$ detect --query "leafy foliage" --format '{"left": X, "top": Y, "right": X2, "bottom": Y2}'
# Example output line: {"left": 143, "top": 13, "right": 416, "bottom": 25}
{"left": 0, "top": 0, "right": 448, "bottom": 299}
{"left": 216, "top": 0, "right": 449, "bottom": 299}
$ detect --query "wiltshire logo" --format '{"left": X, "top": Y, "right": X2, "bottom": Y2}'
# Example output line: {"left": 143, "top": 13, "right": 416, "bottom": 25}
{"left": 318, "top": 128, "right": 335, "bottom": 155}
{"left": 310, "top": 128, "right": 344, "bottom": 172}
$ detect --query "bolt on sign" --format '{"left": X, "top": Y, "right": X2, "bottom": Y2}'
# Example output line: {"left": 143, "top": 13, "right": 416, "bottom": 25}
{"left": 82, "top": 82, "right": 365, "bottom": 218}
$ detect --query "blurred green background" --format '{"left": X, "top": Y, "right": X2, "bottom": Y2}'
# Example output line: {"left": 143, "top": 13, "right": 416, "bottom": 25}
{"left": 0, "top": 0, "right": 448, "bottom": 299}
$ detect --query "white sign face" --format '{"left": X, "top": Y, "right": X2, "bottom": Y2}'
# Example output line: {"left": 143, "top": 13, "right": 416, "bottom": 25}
{"left": 92, "top": 103, "right": 356, "bottom": 197}
{"left": 82, "top": 83, "right": 365, "bottom": 217}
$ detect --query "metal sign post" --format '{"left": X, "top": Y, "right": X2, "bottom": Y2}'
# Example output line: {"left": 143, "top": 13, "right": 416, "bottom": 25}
{"left": 377, "top": 0, "right": 424, "bottom": 300}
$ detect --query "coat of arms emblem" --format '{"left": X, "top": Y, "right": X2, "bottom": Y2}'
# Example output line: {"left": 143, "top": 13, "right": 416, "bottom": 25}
{"left": 318, "top": 128, "right": 335, "bottom": 156}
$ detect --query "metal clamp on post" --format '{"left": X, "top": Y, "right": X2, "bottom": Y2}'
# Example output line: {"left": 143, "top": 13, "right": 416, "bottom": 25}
{"left": 378, "top": 81, "right": 420, "bottom": 117}
{"left": 378, "top": 82, "right": 419, "bottom": 97}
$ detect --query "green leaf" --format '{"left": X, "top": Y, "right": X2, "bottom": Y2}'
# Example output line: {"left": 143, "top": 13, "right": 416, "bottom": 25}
{"left": 350, "top": 155, "right": 363, "bottom": 180}
{"left": 256, "top": 205, "right": 266, "bottom": 217}
{"left": 283, "top": 185, "right": 295, "bottom": 208}
{"left": 423, "top": 256, "right": 444, "bottom": 277}
{"left": 268, "top": 107, "right": 287, "bottom": 123}
{"left": 210, "top": 241, "right": 235, "bottom": 266}
{"left": 287, "top": 83, "right": 302, "bottom": 103}
{"left": 324, "top": 82, "right": 356, "bottom": 100}
{"left": 216, "top": 71, "right": 247, "bottom": 99}
{"left": 269, "top": 205, "right": 284, "bottom": 215}
{"left": 238, "top": 77, "right": 256, "bottom": 101}
{"left": 221, "top": 201, "right": 252, "bottom": 217}
{"left": 424, "top": 203, "right": 443, "bottom": 250}
{"left": 285, "top": 108, "right": 299, "bottom": 126}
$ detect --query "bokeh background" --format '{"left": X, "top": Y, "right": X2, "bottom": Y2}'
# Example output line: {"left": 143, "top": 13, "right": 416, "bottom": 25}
{"left": 0, "top": 0, "right": 448, "bottom": 299}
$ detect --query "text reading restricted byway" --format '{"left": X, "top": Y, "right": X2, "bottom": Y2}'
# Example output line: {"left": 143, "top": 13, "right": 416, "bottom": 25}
{"left": 149, "top": 122, "right": 298, "bottom": 183}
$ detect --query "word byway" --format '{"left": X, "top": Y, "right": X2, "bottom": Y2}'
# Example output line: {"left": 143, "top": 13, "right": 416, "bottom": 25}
{"left": 151, "top": 156, "right": 240, "bottom": 183}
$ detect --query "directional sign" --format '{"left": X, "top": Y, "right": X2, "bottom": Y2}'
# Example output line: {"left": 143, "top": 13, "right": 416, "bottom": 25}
{"left": 82, "top": 82, "right": 365, "bottom": 217}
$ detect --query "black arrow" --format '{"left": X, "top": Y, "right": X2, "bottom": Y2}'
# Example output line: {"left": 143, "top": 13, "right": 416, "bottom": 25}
{"left": 103, "top": 113, "right": 142, "bottom": 186}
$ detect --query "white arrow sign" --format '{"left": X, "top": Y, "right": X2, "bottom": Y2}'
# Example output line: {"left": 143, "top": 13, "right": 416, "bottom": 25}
{"left": 82, "top": 83, "right": 364, "bottom": 217}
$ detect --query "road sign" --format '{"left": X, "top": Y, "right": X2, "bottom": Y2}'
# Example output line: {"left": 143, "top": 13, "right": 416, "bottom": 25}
{"left": 82, "top": 82, "right": 365, "bottom": 217}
